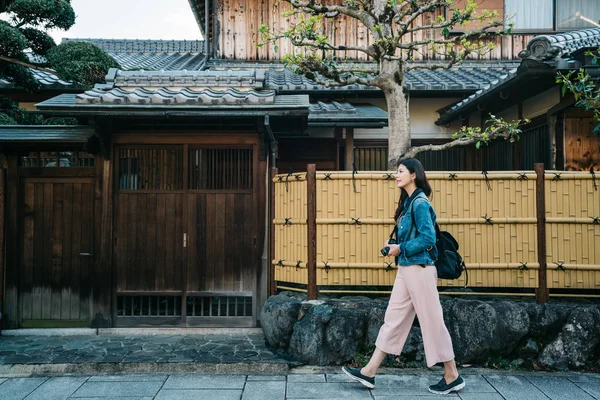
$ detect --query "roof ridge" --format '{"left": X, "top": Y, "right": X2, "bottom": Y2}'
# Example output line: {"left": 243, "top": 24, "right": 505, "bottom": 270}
{"left": 519, "top": 27, "right": 600, "bottom": 62}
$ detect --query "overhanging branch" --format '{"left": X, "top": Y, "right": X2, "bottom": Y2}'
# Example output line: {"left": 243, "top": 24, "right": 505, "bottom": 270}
{"left": 0, "top": 55, "right": 56, "bottom": 75}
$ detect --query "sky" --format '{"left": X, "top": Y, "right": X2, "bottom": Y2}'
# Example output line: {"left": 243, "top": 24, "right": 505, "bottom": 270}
{"left": 47, "top": 0, "right": 202, "bottom": 43}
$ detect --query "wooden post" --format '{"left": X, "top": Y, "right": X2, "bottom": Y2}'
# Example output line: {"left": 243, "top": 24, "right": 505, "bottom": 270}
{"left": 345, "top": 128, "right": 354, "bottom": 171}
{"left": 535, "top": 163, "right": 549, "bottom": 304}
{"left": 0, "top": 167, "right": 5, "bottom": 326}
{"left": 4, "top": 156, "right": 18, "bottom": 328}
{"left": 306, "top": 164, "right": 318, "bottom": 300}
{"left": 269, "top": 167, "right": 278, "bottom": 296}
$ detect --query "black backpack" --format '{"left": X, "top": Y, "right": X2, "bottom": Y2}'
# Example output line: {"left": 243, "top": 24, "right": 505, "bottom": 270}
{"left": 403, "top": 197, "right": 468, "bottom": 285}
{"left": 430, "top": 223, "right": 468, "bottom": 284}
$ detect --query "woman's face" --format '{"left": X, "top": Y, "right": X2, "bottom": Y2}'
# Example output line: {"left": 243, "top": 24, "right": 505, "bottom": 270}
{"left": 395, "top": 164, "right": 416, "bottom": 189}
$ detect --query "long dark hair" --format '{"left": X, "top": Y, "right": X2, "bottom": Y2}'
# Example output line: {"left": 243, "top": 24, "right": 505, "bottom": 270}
{"left": 393, "top": 158, "right": 432, "bottom": 221}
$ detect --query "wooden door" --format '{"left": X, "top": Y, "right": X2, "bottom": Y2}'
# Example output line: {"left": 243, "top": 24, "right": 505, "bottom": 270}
{"left": 112, "top": 144, "right": 258, "bottom": 327}
{"left": 113, "top": 147, "right": 185, "bottom": 326}
{"left": 20, "top": 177, "right": 95, "bottom": 327}
{"left": 186, "top": 147, "right": 257, "bottom": 327}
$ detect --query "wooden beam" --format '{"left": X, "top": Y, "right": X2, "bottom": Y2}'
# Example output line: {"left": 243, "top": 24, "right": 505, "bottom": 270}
{"left": 4, "top": 156, "right": 18, "bottom": 328}
{"left": 345, "top": 128, "right": 354, "bottom": 171}
{"left": 269, "top": 168, "right": 278, "bottom": 296}
{"left": 535, "top": 163, "right": 549, "bottom": 304}
{"left": 0, "top": 167, "right": 5, "bottom": 326}
{"left": 306, "top": 164, "right": 317, "bottom": 300}
{"left": 334, "top": 127, "right": 343, "bottom": 171}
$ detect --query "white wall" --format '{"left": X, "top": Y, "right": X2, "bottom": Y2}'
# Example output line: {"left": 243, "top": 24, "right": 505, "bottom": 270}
{"left": 303, "top": 97, "right": 465, "bottom": 140}
{"left": 523, "top": 87, "right": 560, "bottom": 120}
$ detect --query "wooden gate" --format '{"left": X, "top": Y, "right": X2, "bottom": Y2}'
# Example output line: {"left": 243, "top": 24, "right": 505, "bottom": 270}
{"left": 113, "top": 143, "right": 258, "bottom": 327}
{"left": 20, "top": 176, "right": 95, "bottom": 327}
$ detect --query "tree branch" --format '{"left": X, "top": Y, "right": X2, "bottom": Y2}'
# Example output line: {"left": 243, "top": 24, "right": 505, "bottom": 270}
{"left": 397, "top": 0, "right": 447, "bottom": 32}
{"left": 285, "top": 0, "right": 376, "bottom": 28}
{"left": 400, "top": 117, "right": 528, "bottom": 160}
{"left": 396, "top": 20, "right": 504, "bottom": 49}
{"left": 401, "top": 137, "right": 476, "bottom": 160}
{"left": 287, "top": 37, "right": 375, "bottom": 57}
{"left": 0, "top": 55, "right": 56, "bottom": 75}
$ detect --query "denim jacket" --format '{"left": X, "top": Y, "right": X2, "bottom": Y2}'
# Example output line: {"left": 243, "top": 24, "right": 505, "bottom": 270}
{"left": 395, "top": 189, "right": 438, "bottom": 267}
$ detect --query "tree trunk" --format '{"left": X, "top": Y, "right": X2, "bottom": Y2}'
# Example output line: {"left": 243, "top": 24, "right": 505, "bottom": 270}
{"left": 379, "top": 59, "right": 410, "bottom": 170}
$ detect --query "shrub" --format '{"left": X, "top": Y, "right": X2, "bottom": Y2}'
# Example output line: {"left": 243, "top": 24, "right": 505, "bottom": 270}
{"left": 46, "top": 41, "right": 120, "bottom": 87}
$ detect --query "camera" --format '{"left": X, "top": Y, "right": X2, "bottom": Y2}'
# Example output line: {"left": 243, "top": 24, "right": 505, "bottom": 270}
{"left": 381, "top": 239, "right": 397, "bottom": 256}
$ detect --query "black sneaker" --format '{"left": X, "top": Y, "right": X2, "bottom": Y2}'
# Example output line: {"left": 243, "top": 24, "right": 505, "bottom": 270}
{"left": 341, "top": 366, "right": 375, "bottom": 389}
{"left": 428, "top": 375, "right": 465, "bottom": 395}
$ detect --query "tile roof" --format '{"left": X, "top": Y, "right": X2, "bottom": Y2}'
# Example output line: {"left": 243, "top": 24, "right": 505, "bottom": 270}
{"left": 519, "top": 28, "right": 600, "bottom": 62}
{"left": 107, "top": 68, "right": 265, "bottom": 89}
{"left": 436, "top": 28, "right": 600, "bottom": 124}
{"left": 0, "top": 126, "right": 94, "bottom": 143}
{"left": 62, "top": 38, "right": 205, "bottom": 53}
{"left": 36, "top": 93, "right": 310, "bottom": 117}
{"left": 264, "top": 62, "right": 521, "bottom": 92}
{"left": 76, "top": 87, "right": 275, "bottom": 105}
{"left": 308, "top": 102, "right": 388, "bottom": 127}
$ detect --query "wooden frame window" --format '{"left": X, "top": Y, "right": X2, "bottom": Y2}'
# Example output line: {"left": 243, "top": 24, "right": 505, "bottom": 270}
{"left": 449, "top": 0, "right": 600, "bottom": 33}
{"left": 354, "top": 141, "right": 388, "bottom": 171}
{"left": 117, "top": 147, "right": 184, "bottom": 191}
{"left": 188, "top": 147, "right": 253, "bottom": 191}
{"left": 19, "top": 151, "right": 95, "bottom": 167}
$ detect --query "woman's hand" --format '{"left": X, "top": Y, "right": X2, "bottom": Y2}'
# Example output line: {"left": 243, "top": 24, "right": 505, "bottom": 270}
{"left": 386, "top": 244, "right": 400, "bottom": 257}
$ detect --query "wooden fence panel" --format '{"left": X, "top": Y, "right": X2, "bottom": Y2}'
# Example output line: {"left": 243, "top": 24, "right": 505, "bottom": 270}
{"left": 273, "top": 170, "right": 598, "bottom": 295}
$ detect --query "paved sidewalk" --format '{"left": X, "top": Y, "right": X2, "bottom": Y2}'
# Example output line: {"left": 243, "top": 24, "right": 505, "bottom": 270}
{"left": 2, "top": 369, "right": 600, "bottom": 399}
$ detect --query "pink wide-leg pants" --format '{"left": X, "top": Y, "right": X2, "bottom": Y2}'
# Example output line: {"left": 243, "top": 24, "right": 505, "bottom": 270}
{"left": 375, "top": 264, "right": 455, "bottom": 367}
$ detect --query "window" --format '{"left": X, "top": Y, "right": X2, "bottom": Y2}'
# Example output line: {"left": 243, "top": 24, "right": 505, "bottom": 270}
{"left": 188, "top": 148, "right": 253, "bottom": 190}
{"left": 118, "top": 147, "right": 184, "bottom": 191}
{"left": 506, "top": 0, "right": 600, "bottom": 31}
{"left": 556, "top": 0, "right": 600, "bottom": 30}
{"left": 19, "top": 151, "right": 95, "bottom": 167}
{"left": 506, "top": 0, "right": 553, "bottom": 31}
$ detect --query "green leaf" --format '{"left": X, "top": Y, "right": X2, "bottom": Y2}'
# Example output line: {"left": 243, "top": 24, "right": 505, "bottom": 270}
{"left": 475, "top": 141, "right": 481, "bottom": 149}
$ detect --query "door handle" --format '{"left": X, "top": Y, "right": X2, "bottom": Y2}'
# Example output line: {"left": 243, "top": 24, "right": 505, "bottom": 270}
{"left": 79, "top": 253, "right": 93, "bottom": 257}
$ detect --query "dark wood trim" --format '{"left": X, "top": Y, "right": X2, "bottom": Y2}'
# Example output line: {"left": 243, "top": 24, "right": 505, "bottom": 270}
{"left": 535, "top": 163, "right": 549, "bottom": 304}
{"left": 182, "top": 144, "right": 189, "bottom": 327}
{"left": 252, "top": 142, "right": 260, "bottom": 327}
{"left": 334, "top": 128, "right": 343, "bottom": 171}
{"left": 556, "top": 111, "right": 565, "bottom": 170}
{"left": 345, "top": 128, "right": 354, "bottom": 171}
{"left": 17, "top": 168, "right": 96, "bottom": 178}
{"left": 257, "top": 159, "right": 267, "bottom": 313}
{"left": 186, "top": 291, "right": 253, "bottom": 297}
{"left": 96, "top": 152, "right": 112, "bottom": 327}
{"left": 306, "top": 164, "right": 317, "bottom": 300}
{"left": 186, "top": 316, "right": 254, "bottom": 328}
{"left": 269, "top": 168, "right": 278, "bottom": 296}
{"left": 4, "top": 156, "right": 18, "bottom": 328}
{"left": 113, "top": 133, "right": 260, "bottom": 145}
{"left": 116, "top": 291, "right": 183, "bottom": 296}
{"left": 0, "top": 167, "right": 5, "bottom": 327}
{"left": 114, "top": 316, "right": 182, "bottom": 327}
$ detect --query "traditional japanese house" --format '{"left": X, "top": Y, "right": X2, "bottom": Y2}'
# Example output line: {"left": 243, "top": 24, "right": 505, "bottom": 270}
{"left": 0, "top": 0, "right": 599, "bottom": 329}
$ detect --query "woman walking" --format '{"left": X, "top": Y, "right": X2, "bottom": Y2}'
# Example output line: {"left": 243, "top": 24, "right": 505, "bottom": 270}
{"left": 342, "top": 158, "right": 464, "bottom": 395}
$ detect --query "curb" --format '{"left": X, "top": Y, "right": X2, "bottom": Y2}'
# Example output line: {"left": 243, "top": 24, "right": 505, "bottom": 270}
{"left": 1, "top": 328, "right": 264, "bottom": 337}
{"left": 0, "top": 361, "right": 289, "bottom": 378}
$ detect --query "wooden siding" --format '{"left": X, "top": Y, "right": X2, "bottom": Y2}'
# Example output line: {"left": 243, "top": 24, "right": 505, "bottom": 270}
{"left": 112, "top": 138, "right": 260, "bottom": 327}
{"left": 564, "top": 116, "right": 600, "bottom": 171}
{"left": 20, "top": 177, "right": 95, "bottom": 324}
{"left": 273, "top": 170, "right": 599, "bottom": 294}
{"left": 217, "top": 0, "right": 534, "bottom": 61}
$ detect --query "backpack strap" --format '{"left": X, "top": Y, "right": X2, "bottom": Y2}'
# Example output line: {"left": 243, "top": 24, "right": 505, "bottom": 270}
{"left": 409, "top": 196, "right": 438, "bottom": 260}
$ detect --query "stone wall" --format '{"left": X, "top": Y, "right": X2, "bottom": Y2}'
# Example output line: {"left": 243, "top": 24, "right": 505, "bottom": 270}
{"left": 261, "top": 292, "right": 600, "bottom": 370}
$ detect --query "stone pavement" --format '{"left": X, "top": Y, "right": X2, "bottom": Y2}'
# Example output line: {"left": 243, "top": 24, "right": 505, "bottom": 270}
{"left": 2, "top": 370, "right": 600, "bottom": 400}
{"left": 2, "top": 331, "right": 600, "bottom": 399}
{"left": 0, "top": 329, "right": 294, "bottom": 376}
